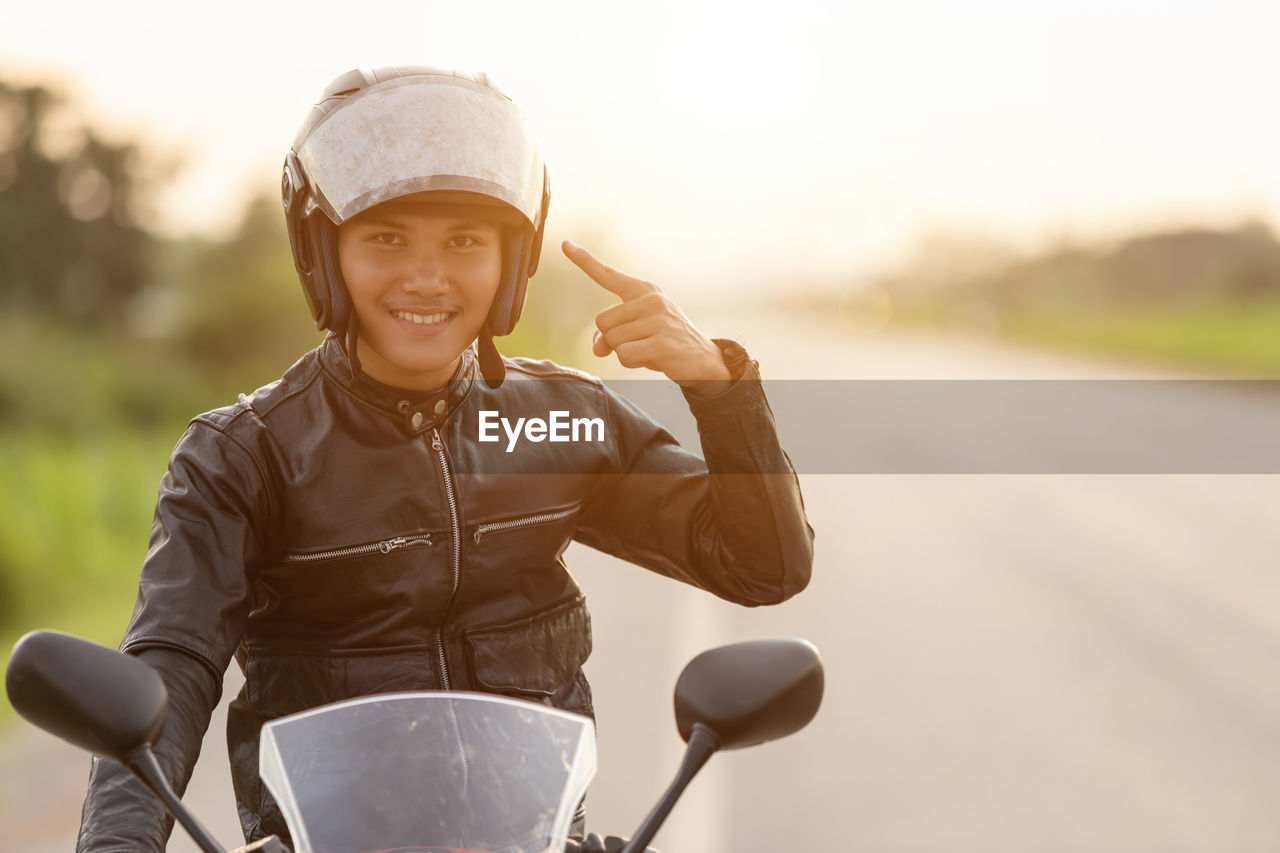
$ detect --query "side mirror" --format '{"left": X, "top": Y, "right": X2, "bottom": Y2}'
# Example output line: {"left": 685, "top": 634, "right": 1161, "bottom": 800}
{"left": 674, "top": 637, "right": 824, "bottom": 750}
{"left": 4, "top": 630, "right": 232, "bottom": 853}
{"left": 624, "top": 638, "right": 824, "bottom": 853}
{"left": 4, "top": 630, "right": 167, "bottom": 762}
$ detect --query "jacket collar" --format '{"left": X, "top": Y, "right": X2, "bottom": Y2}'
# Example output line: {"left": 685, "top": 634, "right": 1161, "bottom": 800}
{"left": 318, "top": 334, "right": 477, "bottom": 436}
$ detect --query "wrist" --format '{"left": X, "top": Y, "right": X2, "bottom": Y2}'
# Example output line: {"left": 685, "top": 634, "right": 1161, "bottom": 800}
{"left": 677, "top": 364, "right": 733, "bottom": 397}
{"left": 677, "top": 339, "right": 749, "bottom": 398}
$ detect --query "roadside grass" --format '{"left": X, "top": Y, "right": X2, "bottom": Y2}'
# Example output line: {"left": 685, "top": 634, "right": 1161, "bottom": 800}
{"left": 0, "top": 429, "right": 174, "bottom": 729}
{"left": 1001, "top": 303, "right": 1280, "bottom": 375}
{"left": 876, "top": 299, "right": 1280, "bottom": 376}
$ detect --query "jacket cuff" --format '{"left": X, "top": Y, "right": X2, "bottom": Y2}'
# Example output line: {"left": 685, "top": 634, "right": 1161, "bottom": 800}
{"left": 679, "top": 340, "right": 765, "bottom": 418}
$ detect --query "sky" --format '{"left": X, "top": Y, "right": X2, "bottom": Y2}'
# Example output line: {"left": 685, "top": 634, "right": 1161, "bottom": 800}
{"left": 4, "top": 0, "right": 1280, "bottom": 294}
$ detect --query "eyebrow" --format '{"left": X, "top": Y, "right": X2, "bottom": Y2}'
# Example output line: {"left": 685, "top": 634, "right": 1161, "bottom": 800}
{"left": 351, "top": 215, "right": 498, "bottom": 232}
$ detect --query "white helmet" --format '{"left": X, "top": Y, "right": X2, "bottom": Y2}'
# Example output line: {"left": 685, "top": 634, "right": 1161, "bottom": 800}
{"left": 281, "top": 66, "right": 550, "bottom": 383}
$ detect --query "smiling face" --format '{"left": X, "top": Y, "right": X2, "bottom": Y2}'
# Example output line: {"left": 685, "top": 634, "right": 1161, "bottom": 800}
{"left": 337, "top": 198, "right": 504, "bottom": 391}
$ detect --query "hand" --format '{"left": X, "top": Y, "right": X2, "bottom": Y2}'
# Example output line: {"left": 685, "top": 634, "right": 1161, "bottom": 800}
{"left": 564, "top": 832, "right": 657, "bottom": 853}
{"left": 563, "top": 240, "right": 732, "bottom": 396}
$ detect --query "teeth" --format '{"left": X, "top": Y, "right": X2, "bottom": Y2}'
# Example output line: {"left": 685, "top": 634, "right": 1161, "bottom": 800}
{"left": 393, "top": 310, "right": 450, "bottom": 325}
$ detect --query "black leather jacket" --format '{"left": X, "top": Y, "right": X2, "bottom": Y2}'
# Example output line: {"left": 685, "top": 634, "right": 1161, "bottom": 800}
{"left": 77, "top": 335, "right": 813, "bottom": 851}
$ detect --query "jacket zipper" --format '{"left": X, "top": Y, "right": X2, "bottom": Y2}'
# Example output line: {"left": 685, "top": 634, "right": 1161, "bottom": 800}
{"left": 473, "top": 506, "right": 579, "bottom": 544}
{"left": 431, "top": 427, "right": 461, "bottom": 691}
{"left": 430, "top": 426, "right": 469, "bottom": 797}
{"left": 284, "top": 534, "right": 432, "bottom": 563}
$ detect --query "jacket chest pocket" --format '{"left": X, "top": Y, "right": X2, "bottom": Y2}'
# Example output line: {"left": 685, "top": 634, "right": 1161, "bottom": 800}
{"left": 258, "top": 530, "right": 448, "bottom": 632}
{"left": 284, "top": 532, "right": 433, "bottom": 564}
{"left": 470, "top": 502, "right": 580, "bottom": 545}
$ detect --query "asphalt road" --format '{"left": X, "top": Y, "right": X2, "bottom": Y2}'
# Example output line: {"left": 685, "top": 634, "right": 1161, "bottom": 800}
{"left": 5, "top": 311, "right": 1280, "bottom": 852}
{"left": 582, "top": 311, "right": 1280, "bottom": 853}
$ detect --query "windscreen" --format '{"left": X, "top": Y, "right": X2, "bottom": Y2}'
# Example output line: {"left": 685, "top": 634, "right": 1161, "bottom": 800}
{"left": 259, "top": 691, "right": 596, "bottom": 853}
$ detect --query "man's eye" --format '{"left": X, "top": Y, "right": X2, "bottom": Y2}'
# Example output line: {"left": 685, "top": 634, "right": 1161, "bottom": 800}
{"left": 369, "top": 232, "right": 404, "bottom": 246}
{"left": 448, "top": 234, "right": 483, "bottom": 248}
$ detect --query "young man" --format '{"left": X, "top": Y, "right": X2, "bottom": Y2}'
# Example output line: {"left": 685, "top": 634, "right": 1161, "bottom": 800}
{"left": 76, "top": 66, "right": 813, "bottom": 851}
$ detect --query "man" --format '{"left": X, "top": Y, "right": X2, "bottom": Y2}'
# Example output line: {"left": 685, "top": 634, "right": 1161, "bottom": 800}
{"left": 77, "top": 65, "right": 812, "bottom": 852}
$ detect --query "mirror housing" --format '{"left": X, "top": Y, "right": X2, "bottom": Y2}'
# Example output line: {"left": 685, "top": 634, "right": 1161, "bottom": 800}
{"left": 623, "top": 638, "right": 823, "bottom": 853}
{"left": 4, "top": 630, "right": 168, "bottom": 763}
{"left": 674, "top": 637, "right": 823, "bottom": 750}
{"left": 5, "top": 631, "right": 230, "bottom": 853}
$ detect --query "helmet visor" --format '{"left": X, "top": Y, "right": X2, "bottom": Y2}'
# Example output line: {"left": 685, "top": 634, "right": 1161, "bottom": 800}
{"left": 297, "top": 74, "right": 544, "bottom": 228}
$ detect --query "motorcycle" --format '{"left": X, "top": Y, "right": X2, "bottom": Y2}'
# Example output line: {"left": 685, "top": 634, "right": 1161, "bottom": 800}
{"left": 5, "top": 631, "right": 823, "bottom": 853}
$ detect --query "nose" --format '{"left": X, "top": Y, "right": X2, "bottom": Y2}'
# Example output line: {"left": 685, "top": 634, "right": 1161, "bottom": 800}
{"left": 400, "top": 248, "right": 448, "bottom": 295}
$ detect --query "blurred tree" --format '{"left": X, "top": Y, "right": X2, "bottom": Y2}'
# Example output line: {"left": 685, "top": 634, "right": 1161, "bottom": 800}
{"left": 882, "top": 222, "right": 1280, "bottom": 319}
{"left": 169, "top": 193, "right": 323, "bottom": 394}
{"left": 0, "top": 79, "right": 160, "bottom": 328}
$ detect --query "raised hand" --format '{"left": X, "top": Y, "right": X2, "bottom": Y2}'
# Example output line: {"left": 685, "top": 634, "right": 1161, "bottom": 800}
{"left": 562, "top": 240, "right": 731, "bottom": 396}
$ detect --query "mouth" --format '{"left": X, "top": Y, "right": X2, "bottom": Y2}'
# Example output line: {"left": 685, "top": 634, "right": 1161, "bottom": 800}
{"left": 391, "top": 309, "right": 454, "bottom": 326}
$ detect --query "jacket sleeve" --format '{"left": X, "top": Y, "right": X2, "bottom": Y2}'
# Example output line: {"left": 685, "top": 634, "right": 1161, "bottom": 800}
{"left": 574, "top": 354, "right": 813, "bottom": 605}
{"left": 76, "top": 646, "right": 223, "bottom": 852}
{"left": 77, "top": 417, "right": 276, "bottom": 852}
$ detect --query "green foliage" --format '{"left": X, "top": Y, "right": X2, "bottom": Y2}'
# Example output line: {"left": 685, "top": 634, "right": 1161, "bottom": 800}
{"left": 166, "top": 194, "right": 324, "bottom": 396}
{"left": 0, "top": 313, "right": 218, "bottom": 435}
{"left": 0, "top": 429, "right": 169, "bottom": 725}
{"left": 0, "top": 429, "right": 167, "bottom": 634}
{"left": 1004, "top": 303, "right": 1280, "bottom": 374}
{"left": 892, "top": 223, "right": 1280, "bottom": 315}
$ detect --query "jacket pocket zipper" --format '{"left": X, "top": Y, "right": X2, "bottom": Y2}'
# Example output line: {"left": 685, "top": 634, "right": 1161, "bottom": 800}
{"left": 473, "top": 506, "right": 579, "bottom": 544}
{"left": 284, "top": 534, "right": 432, "bottom": 564}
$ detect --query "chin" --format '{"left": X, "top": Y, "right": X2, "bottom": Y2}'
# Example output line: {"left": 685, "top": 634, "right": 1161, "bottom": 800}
{"left": 397, "top": 351, "right": 464, "bottom": 376}
{"left": 356, "top": 339, "right": 464, "bottom": 388}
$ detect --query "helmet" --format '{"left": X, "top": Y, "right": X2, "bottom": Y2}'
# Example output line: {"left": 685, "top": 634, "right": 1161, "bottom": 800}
{"left": 281, "top": 66, "right": 550, "bottom": 382}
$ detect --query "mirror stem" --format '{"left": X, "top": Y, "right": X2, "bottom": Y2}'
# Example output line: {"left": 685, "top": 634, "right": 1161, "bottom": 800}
{"left": 126, "top": 745, "right": 227, "bottom": 853}
{"left": 622, "top": 723, "right": 720, "bottom": 853}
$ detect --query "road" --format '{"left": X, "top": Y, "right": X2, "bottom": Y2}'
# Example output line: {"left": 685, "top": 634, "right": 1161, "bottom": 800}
{"left": 4, "top": 310, "right": 1280, "bottom": 852}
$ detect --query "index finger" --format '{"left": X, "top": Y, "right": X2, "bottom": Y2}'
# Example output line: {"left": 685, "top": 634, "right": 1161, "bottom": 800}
{"left": 562, "top": 240, "right": 658, "bottom": 301}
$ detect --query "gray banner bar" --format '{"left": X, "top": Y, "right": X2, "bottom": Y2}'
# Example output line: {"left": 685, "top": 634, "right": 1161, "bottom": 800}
{"left": 606, "top": 380, "right": 1280, "bottom": 474}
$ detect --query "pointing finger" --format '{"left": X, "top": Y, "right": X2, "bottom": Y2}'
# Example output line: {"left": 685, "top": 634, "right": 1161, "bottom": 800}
{"left": 562, "top": 240, "right": 657, "bottom": 301}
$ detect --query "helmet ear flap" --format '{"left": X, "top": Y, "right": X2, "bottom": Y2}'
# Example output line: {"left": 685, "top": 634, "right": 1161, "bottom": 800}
{"left": 526, "top": 166, "right": 551, "bottom": 279}
{"left": 486, "top": 166, "right": 549, "bottom": 337}
{"left": 284, "top": 152, "right": 333, "bottom": 331}
{"left": 314, "top": 216, "right": 350, "bottom": 333}
{"left": 296, "top": 215, "right": 333, "bottom": 330}
{"left": 486, "top": 229, "right": 528, "bottom": 337}
{"left": 283, "top": 152, "right": 351, "bottom": 333}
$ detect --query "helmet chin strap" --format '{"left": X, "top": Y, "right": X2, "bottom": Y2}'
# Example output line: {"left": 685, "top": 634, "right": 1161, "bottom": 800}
{"left": 344, "top": 315, "right": 362, "bottom": 381}
{"left": 477, "top": 325, "right": 506, "bottom": 389}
